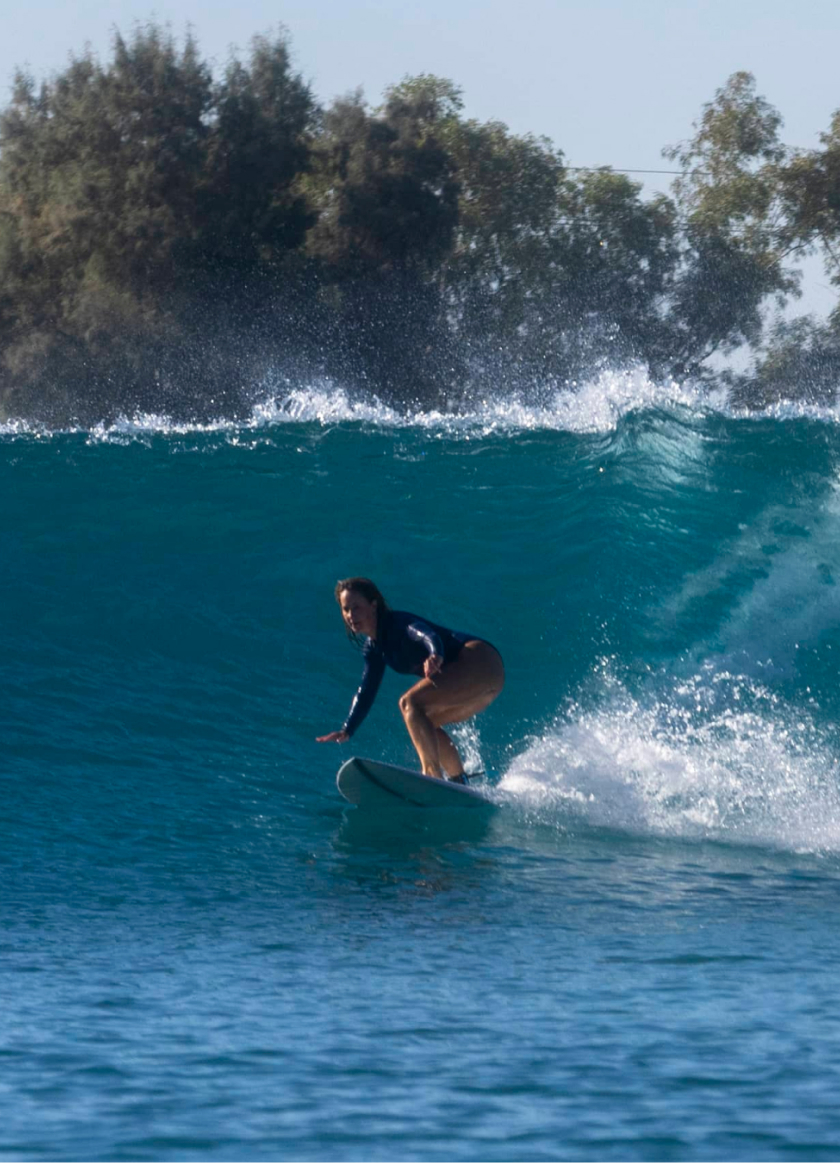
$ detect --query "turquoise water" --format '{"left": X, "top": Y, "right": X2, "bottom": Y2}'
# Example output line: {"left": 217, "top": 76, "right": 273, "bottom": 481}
{"left": 4, "top": 371, "right": 840, "bottom": 1160}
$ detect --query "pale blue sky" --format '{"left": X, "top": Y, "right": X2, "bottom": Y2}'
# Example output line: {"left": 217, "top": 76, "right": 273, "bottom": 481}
{"left": 4, "top": 0, "right": 839, "bottom": 311}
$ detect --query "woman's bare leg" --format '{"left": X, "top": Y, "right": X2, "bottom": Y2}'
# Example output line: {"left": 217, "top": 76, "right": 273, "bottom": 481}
{"left": 436, "top": 728, "right": 464, "bottom": 778}
{"left": 399, "top": 691, "right": 443, "bottom": 776}
{"left": 399, "top": 642, "right": 504, "bottom": 778}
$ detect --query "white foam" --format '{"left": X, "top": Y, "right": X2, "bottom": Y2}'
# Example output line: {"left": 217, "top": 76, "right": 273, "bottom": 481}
{"left": 0, "top": 418, "right": 51, "bottom": 438}
{"left": 2, "top": 362, "right": 840, "bottom": 441}
{"left": 260, "top": 368, "right": 711, "bottom": 436}
{"left": 500, "top": 672, "right": 840, "bottom": 854}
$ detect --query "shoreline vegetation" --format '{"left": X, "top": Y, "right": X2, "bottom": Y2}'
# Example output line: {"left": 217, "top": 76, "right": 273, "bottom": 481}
{"left": 2, "top": 25, "right": 840, "bottom": 424}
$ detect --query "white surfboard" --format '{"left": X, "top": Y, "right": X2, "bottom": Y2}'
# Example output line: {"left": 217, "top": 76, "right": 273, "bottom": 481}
{"left": 337, "top": 756, "right": 495, "bottom": 809}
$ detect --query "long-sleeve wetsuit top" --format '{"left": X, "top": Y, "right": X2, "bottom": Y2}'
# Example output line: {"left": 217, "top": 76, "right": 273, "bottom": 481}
{"left": 342, "top": 609, "right": 476, "bottom": 738}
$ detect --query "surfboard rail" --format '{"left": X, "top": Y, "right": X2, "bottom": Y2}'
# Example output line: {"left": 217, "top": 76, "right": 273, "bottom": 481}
{"left": 337, "top": 756, "right": 494, "bottom": 809}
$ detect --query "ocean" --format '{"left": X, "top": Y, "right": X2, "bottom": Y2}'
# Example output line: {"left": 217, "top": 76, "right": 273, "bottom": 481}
{"left": 3, "top": 369, "right": 840, "bottom": 1161}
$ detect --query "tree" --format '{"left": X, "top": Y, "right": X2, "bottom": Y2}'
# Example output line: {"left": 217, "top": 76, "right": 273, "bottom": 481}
{"left": 0, "top": 27, "right": 217, "bottom": 416}
{"left": 203, "top": 33, "right": 317, "bottom": 272}
{"left": 441, "top": 118, "right": 675, "bottom": 385}
{"left": 439, "top": 116, "right": 565, "bottom": 353}
{"left": 662, "top": 72, "right": 797, "bottom": 376}
{"left": 303, "top": 77, "right": 462, "bottom": 405}
{"left": 0, "top": 24, "right": 318, "bottom": 420}
{"left": 551, "top": 171, "right": 677, "bottom": 373}
{"left": 306, "top": 77, "right": 459, "bottom": 276}
{"left": 742, "top": 315, "right": 840, "bottom": 406}
{"left": 779, "top": 109, "right": 840, "bottom": 302}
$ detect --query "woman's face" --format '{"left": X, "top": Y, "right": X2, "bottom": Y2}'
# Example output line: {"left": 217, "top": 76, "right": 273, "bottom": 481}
{"left": 339, "top": 589, "right": 378, "bottom": 638}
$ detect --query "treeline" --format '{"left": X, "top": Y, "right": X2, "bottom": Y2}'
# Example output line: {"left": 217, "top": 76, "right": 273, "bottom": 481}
{"left": 2, "top": 26, "right": 840, "bottom": 422}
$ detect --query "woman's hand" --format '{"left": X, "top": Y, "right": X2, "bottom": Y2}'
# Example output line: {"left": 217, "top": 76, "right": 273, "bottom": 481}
{"left": 316, "top": 730, "right": 349, "bottom": 743}
{"left": 424, "top": 653, "right": 443, "bottom": 680}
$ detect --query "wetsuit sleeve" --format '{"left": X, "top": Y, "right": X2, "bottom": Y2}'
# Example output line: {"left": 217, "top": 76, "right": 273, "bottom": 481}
{"left": 342, "top": 644, "right": 386, "bottom": 738}
{"left": 406, "top": 619, "right": 445, "bottom": 658}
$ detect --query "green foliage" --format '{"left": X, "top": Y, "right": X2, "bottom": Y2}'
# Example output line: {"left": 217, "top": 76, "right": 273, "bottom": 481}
{"left": 0, "top": 36, "right": 836, "bottom": 420}
{"left": 736, "top": 314, "right": 840, "bottom": 407}
{"left": 554, "top": 172, "right": 677, "bottom": 367}
{"left": 661, "top": 72, "right": 799, "bottom": 376}
{"left": 306, "top": 79, "right": 459, "bottom": 275}
{"left": 441, "top": 124, "right": 677, "bottom": 382}
{"left": 779, "top": 111, "right": 840, "bottom": 290}
{"left": 299, "top": 77, "right": 463, "bottom": 406}
{"left": 665, "top": 72, "right": 785, "bottom": 224}
{"left": 204, "top": 34, "right": 317, "bottom": 268}
{"left": 441, "top": 117, "right": 565, "bottom": 342}
{"left": 0, "top": 24, "right": 317, "bottom": 420}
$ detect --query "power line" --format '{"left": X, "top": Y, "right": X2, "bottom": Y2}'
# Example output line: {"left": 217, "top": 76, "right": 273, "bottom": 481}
{"left": 567, "top": 166, "right": 682, "bottom": 175}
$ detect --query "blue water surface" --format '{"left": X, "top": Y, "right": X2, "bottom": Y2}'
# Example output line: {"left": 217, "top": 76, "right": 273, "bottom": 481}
{"left": 3, "top": 378, "right": 840, "bottom": 1161}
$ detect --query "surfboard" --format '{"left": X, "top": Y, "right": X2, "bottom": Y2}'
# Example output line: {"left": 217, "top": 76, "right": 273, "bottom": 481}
{"left": 336, "top": 756, "right": 495, "bottom": 809}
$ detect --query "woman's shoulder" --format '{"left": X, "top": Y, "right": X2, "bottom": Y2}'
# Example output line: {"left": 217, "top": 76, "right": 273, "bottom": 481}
{"left": 390, "top": 609, "right": 424, "bottom": 627}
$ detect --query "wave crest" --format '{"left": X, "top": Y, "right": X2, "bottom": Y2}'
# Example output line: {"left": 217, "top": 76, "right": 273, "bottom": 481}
{"left": 5, "top": 364, "right": 840, "bottom": 441}
{"left": 260, "top": 368, "right": 714, "bottom": 435}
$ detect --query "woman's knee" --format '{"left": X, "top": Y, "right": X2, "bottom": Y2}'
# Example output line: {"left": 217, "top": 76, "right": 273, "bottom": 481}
{"left": 400, "top": 690, "right": 444, "bottom": 727}
{"left": 399, "top": 690, "right": 423, "bottom": 720}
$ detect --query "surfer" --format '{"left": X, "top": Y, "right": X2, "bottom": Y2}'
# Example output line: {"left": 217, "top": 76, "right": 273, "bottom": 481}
{"left": 317, "top": 577, "right": 504, "bottom": 782}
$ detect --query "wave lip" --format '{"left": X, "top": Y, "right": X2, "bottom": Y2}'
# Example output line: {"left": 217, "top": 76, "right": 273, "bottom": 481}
{"left": 262, "top": 368, "right": 714, "bottom": 436}
{"left": 6, "top": 363, "right": 840, "bottom": 440}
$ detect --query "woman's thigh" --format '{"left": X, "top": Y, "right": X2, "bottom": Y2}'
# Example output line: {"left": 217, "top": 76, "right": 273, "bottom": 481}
{"left": 404, "top": 641, "right": 504, "bottom": 725}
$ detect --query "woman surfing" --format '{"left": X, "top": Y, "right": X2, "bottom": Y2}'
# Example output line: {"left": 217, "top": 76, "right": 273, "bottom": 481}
{"left": 317, "top": 577, "right": 504, "bottom": 782}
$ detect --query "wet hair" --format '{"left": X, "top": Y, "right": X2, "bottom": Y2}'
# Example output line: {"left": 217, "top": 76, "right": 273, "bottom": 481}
{"left": 335, "top": 577, "right": 390, "bottom": 646}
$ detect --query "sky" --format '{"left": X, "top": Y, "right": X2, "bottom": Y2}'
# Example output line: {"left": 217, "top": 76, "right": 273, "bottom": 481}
{"left": 3, "top": 0, "right": 839, "bottom": 313}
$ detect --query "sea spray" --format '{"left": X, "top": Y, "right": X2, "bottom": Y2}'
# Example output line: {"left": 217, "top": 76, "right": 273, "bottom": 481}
{"left": 7, "top": 363, "right": 840, "bottom": 445}
{"left": 500, "top": 667, "right": 840, "bottom": 853}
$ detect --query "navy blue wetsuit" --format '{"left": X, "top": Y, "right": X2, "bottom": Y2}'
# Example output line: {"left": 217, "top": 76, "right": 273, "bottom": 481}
{"left": 342, "top": 610, "right": 483, "bottom": 738}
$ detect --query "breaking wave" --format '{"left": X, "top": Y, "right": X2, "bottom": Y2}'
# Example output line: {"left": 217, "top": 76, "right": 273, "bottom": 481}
{"left": 5, "top": 364, "right": 840, "bottom": 443}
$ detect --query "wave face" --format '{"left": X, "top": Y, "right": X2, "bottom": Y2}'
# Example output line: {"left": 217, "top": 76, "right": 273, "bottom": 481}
{"left": 5, "top": 371, "right": 840, "bottom": 1160}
